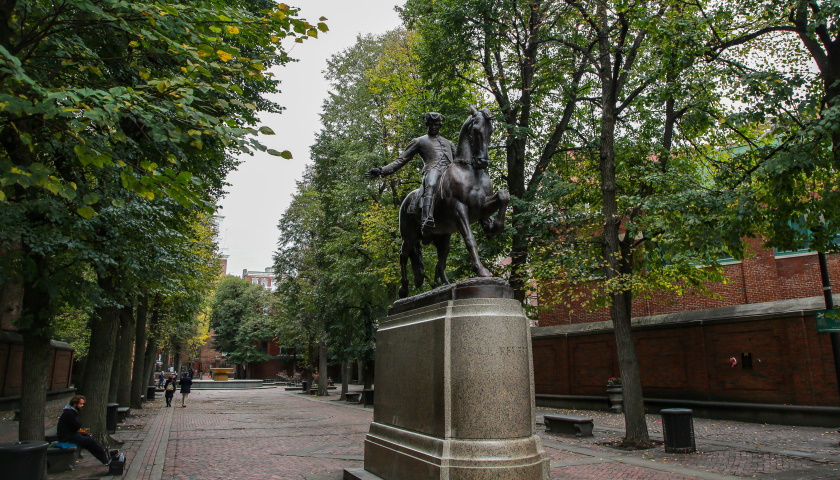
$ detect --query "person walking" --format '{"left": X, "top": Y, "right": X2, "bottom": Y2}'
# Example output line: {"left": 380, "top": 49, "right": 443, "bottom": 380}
{"left": 179, "top": 372, "right": 193, "bottom": 407}
{"left": 164, "top": 375, "right": 176, "bottom": 407}
{"left": 57, "top": 395, "right": 111, "bottom": 466}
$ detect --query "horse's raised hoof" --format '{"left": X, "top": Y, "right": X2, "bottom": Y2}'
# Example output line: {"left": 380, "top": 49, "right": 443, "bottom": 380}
{"left": 398, "top": 285, "right": 408, "bottom": 298}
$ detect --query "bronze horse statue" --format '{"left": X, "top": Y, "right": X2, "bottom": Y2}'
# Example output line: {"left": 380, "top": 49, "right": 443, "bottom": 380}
{"left": 398, "top": 107, "right": 509, "bottom": 298}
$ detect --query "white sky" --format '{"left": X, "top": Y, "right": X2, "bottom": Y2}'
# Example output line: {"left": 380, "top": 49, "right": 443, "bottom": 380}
{"left": 218, "top": 1, "right": 402, "bottom": 276}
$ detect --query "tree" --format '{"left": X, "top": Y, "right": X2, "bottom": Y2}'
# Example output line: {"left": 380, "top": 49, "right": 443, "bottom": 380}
{"left": 696, "top": 0, "right": 840, "bottom": 252}
{"left": 209, "top": 276, "right": 273, "bottom": 377}
{"left": 0, "top": 0, "right": 323, "bottom": 441}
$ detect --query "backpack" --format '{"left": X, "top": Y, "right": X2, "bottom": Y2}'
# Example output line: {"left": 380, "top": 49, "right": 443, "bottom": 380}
{"left": 166, "top": 383, "right": 174, "bottom": 391}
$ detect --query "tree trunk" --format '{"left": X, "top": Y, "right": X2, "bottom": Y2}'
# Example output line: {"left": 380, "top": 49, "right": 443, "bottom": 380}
{"left": 317, "top": 343, "right": 328, "bottom": 396}
{"left": 116, "top": 306, "right": 135, "bottom": 406}
{"left": 142, "top": 303, "right": 162, "bottom": 401}
{"left": 363, "top": 360, "right": 374, "bottom": 390}
{"left": 305, "top": 340, "right": 315, "bottom": 389}
{"left": 143, "top": 336, "right": 159, "bottom": 391}
{"left": 107, "top": 335, "right": 121, "bottom": 403}
{"left": 130, "top": 296, "right": 148, "bottom": 408}
{"left": 339, "top": 358, "right": 349, "bottom": 400}
{"left": 596, "top": 0, "right": 650, "bottom": 447}
{"left": 79, "top": 304, "right": 121, "bottom": 446}
{"left": 174, "top": 345, "right": 182, "bottom": 374}
{"left": 18, "top": 278, "right": 51, "bottom": 441}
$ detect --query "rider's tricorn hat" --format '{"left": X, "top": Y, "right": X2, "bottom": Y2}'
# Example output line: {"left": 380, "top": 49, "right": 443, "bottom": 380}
{"left": 423, "top": 112, "right": 444, "bottom": 124}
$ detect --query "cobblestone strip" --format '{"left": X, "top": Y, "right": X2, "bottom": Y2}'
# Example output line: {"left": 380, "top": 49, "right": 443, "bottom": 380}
{"left": 118, "top": 404, "right": 173, "bottom": 480}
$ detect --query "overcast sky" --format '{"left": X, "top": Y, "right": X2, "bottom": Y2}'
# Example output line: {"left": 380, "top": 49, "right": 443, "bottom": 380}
{"left": 218, "top": 1, "right": 402, "bottom": 276}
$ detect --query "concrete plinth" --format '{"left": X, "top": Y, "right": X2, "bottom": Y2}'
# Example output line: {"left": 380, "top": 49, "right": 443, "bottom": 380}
{"left": 346, "top": 278, "right": 549, "bottom": 480}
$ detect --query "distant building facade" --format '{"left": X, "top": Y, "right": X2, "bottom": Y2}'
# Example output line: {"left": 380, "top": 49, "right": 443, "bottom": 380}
{"left": 242, "top": 267, "right": 276, "bottom": 291}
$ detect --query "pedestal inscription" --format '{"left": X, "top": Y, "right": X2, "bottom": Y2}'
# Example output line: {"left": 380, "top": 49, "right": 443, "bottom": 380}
{"left": 345, "top": 278, "right": 549, "bottom": 480}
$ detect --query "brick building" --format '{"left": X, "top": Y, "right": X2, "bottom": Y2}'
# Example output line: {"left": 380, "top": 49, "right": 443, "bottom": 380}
{"left": 531, "top": 238, "right": 840, "bottom": 426}
{"left": 242, "top": 267, "right": 276, "bottom": 291}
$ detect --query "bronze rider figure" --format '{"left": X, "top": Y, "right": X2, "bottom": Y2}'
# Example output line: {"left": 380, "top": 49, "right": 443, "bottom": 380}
{"left": 365, "top": 112, "right": 455, "bottom": 235}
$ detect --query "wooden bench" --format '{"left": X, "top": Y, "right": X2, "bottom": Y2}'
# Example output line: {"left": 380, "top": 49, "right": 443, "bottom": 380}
{"left": 344, "top": 392, "right": 361, "bottom": 403}
{"left": 543, "top": 415, "right": 594, "bottom": 437}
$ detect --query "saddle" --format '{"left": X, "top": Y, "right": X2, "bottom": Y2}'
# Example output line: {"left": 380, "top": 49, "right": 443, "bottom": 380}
{"left": 407, "top": 167, "right": 452, "bottom": 216}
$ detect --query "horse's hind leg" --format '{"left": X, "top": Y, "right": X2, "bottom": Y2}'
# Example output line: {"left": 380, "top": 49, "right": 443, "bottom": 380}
{"left": 432, "top": 235, "right": 452, "bottom": 286}
{"left": 398, "top": 240, "right": 412, "bottom": 298}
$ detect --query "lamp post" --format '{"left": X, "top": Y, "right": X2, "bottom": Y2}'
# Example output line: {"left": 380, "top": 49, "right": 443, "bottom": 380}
{"left": 813, "top": 218, "right": 840, "bottom": 395}
{"left": 816, "top": 250, "right": 840, "bottom": 392}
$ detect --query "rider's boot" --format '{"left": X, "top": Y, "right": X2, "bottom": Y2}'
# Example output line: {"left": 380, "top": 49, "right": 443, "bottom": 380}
{"left": 421, "top": 193, "right": 435, "bottom": 236}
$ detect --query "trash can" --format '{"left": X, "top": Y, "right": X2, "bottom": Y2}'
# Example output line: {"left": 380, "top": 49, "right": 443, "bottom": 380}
{"left": 363, "top": 389, "right": 374, "bottom": 407}
{"left": 146, "top": 385, "right": 156, "bottom": 401}
{"left": 301, "top": 380, "right": 309, "bottom": 393}
{"left": 106, "top": 403, "right": 119, "bottom": 434}
{"left": 0, "top": 441, "right": 49, "bottom": 480}
{"left": 660, "top": 408, "right": 696, "bottom": 453}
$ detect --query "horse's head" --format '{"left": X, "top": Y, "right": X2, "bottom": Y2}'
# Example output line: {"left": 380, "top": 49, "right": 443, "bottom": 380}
{"left": 457, "top": 106, "right": 494, "bottom": 169}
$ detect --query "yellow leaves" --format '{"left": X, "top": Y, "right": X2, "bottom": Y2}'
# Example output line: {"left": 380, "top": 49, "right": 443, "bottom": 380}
{"left": 216, "top": 50, "right": 233, "bottom": 62}
{"left": 227, "top": 25, "right": 239, "bottom": 34}
{"left": 129, "top": 41, "right": 139, "bottom": 47}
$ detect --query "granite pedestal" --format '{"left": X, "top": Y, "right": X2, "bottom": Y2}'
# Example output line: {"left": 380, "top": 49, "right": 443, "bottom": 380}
{"left": 345, "top": 278, "right": 549, "bottom": 480}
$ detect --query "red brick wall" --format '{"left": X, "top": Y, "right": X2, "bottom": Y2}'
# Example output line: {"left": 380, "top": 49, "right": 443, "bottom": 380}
{"left": 539, "top": 239, "right": 840, "bottom": 327}
{"left": 0, "top": 336, "right": 73, "bottom": 397}
{"left": 532, "top": 312, "right": 840, "bottom": 406}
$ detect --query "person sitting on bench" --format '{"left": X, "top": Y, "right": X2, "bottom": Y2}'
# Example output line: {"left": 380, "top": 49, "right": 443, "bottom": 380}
{"left": 57, "top": 395, "right": 111, "bottom": 465}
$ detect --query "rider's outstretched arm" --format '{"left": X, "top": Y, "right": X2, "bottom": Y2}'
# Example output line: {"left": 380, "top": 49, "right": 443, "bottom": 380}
{"left": 369, "top": 138, "right": 419, "bottom": 178}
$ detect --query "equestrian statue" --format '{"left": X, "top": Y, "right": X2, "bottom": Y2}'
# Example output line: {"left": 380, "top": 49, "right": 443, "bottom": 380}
{"left": 365, "top": 106, "right": 509, "bottom": 298}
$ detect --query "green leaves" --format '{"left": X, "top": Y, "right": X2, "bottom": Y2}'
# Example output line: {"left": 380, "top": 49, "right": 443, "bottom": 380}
{"left": 268, "top": 149, "right": 293, "bottom": 159}
{"left": 76, "top": 206, "right": 97, "bottom": 219}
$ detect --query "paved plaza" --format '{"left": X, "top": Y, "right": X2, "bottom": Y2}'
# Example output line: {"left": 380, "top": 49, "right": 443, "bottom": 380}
{"left": 3, "top": 387, "right": 840, "bottom": 479}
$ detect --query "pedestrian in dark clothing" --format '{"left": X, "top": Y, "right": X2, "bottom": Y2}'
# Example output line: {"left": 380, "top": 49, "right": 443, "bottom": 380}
{"left": 164, "top": 375, "right": 176, "bottom": 407}
{"left": 179, "top": 373, "right": 193, "bottom": 407}
{"left": 158, "top": 372, "right": 165, "bottom": 387}
{"left": 57, "top": 395, "right": 110, "bottom": 465}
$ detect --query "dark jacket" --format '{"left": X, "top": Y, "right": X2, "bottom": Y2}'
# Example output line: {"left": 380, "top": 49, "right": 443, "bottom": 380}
{"left": 179, "top": 376, "right": 193, "bottom": 393}
{"left": 56, "top": 406, "right": 81, "bottom": 441}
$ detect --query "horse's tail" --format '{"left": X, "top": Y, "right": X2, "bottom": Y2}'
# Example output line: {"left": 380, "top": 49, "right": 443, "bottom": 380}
{"left": 399, "top": 188, "right": 422, "bottom": 234}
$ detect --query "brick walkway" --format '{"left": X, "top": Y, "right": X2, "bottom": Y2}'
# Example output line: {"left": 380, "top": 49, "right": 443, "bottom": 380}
{"left": 4, "top": 387, "right": 840, "bottom": 479}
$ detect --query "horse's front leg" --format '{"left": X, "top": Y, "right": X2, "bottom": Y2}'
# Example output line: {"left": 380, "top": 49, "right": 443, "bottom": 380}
{"left": 432, "top": 235, "right": 452, "bottom": 286}
{"left": 453, "top": 203, "right": 492, "bottom": 277}
{"left": 481, "top": 190, "right": 509, "bottom": 237}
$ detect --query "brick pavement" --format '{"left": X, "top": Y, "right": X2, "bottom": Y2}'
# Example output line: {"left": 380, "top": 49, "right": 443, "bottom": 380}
{"left": 4, "top": 388, "right": 840, "bottom": 479}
